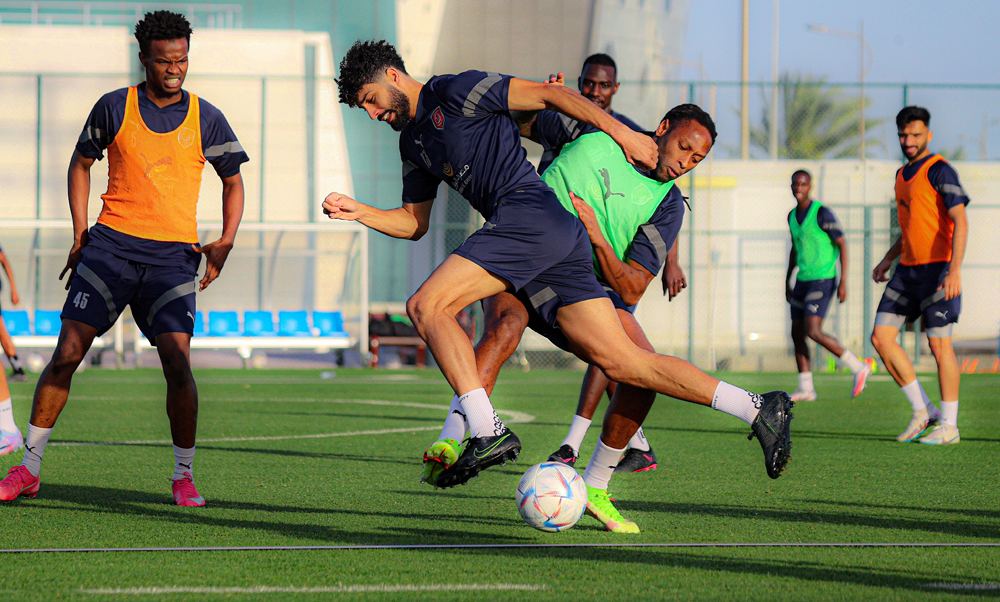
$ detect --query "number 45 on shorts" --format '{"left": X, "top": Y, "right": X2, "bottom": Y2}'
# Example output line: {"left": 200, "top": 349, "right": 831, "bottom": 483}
{"left": 73, "top": 292, "right": 90, "bottom": 309}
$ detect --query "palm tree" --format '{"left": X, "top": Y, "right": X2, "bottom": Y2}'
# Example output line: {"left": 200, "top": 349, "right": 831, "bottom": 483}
{"left": 750, "top": 72, "right": 883, "bottom": 159}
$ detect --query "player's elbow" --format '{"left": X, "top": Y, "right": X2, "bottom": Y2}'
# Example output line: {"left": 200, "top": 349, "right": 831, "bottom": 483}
{"left": 408, "top": 223, "right": 429, "bottom": 241}
{"left": 620, "top": 289, "right": 642, "bottom": 307}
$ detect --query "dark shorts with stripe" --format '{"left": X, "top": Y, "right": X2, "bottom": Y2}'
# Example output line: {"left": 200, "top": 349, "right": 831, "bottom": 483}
{"left": 875, "top": 262, "right": 960, "bottom": 336}
{"left": 789, "top": 277, "right": 837, "bottom": 320}
{"left": 517, "top": 285, "right": 634, "bottom": 352}
{"left": 61, "top": 244, "right": 201, "bottom": 344}
{"left": 453, "top": 186, "right": 607, "bottom": 331}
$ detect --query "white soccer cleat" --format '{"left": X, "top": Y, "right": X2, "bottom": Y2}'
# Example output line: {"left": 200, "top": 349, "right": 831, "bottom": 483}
{"left": 897, "top": 410, "right": 939, "bottom": 442}
{"left": 789, "top": 389, "right": 817, "bottom": 402}
{"left": 918, "top": 424, "right": 960, "bottom": 445}
{"left": 851, "top": 363, "right": 872, "bottom": 398}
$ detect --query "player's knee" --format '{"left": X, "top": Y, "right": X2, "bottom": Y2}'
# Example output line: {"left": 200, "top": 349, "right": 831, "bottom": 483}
{"left": 49, "top": 343, "right": 86, "bottom": 375}
{"left": 405, "top": 293, "right": 431, "bottom": 335}
{"left": 806, "top": 325, "right": 824, "bottom": 341}
{"left": 871, "top": 331, "right": 889, "bottom": 352}
{"left": 927, "top": 337, "right": 951, "bottom": 359}
{"left": 159, "top": 351, "right": 193, "bottom": 384}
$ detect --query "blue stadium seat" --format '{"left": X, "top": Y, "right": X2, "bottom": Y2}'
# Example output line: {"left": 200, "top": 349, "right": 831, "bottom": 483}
{"left": 193, "top": 311, "right": 206, "bottom": 337}
{"left": 243, "top": 311, "right": 276, "bottom": 337}
{"left": 2, "top": 310, "right": 31, "bottom": 336}
{"left": 207, "top": 311, "right": 240, "bottom": 337}
{"left": 278, "top": 310, "right": 311, "bottom": 337}
{"left": 313, "top": 310, "right": 348, "bottom": 337}
{"left": 34, "top": 309, "right": 62, "bottom": 336}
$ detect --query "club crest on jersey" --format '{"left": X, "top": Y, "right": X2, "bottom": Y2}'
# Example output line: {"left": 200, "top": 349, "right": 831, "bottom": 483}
{"left": 177, "top": 127, "right": 196, "bottom": 149}
{"left": 431, "top": 107, "right": 445, "bottom": 130}
{"left": 443, "top": 163, "right": 454, "bottom": 177}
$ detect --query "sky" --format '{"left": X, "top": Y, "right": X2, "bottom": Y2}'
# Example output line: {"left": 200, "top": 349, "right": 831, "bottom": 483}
{"left": 681, "top": 0, "right": 1000, "bottom": 159}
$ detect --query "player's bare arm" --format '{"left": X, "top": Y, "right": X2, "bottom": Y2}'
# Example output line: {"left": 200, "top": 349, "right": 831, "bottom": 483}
{"left": 785, "top": 246, "right": 797, "bottom": 302}
{"left": 193, "top": 172, "right": 245, "bottom": 291}
{"left": 873, "top": 237, "right": 903, "bottom": 282}
{"left": 941, "top": 203, "right": 968, "bottom": 300}
{"left": 511, "top": 72, "right": 565, "bottom": 141}
{"left": 62, "top": 150, "right": 97, "bottom": 289}
{"left": 507, "top": 78, "right": 657, "bottom": 170}
{"left": 570, "top": 191, "right": 653, "bottom": 306}
{"left": 661, "top": 238, "right": 686, "bottom": 301}
{"left": 835, "top": 236, "right": 849, "bottom": 303}
{"left": 323, "top": 192, "right": 434, "bottom": 241}
{"left": 0, "top": 251, "right": 19, "bottom": 306}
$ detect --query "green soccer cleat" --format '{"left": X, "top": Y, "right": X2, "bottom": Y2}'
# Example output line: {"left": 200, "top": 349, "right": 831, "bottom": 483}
{"left": 421, "top": 438, "right": 461, "bottom": 486}
{"left": 585, "top": 485, "right": 639, "bottom": 534}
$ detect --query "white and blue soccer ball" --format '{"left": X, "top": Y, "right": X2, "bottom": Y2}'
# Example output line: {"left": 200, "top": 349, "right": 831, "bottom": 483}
{"left": 515, "top": 462, "right": 588, "bottom": 532}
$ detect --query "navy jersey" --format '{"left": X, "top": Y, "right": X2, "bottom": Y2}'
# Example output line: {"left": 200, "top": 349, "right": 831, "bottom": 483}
{"left": 624, "top": 185, "right": 685, "bottom": 277}
{"left": 535, "top": 109, "right": 644, "bottom": 174}
{"left": 899, "top": 154, "right": 971, "bottom": 210}
{"left": 74, "top": 85, "right": 249, "bottom": 267}
{"left": 792, "top": 203, "right": 844, "bottom": 242}
{"left": 400, "top": 71, "right": 548, "bottom": 219}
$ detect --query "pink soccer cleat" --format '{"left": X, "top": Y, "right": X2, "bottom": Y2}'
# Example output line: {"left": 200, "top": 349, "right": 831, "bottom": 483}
{"left": 0, "top": 465, "right": 40, "bottom": 501}
{"left": 171, "top": 472, "right": 206, "bottom": 507}
{"left": 851, "top": 363, "right": 872, "bottom": 398}
{"left": 0, "top": 428, "right": 23, "bottom": 456}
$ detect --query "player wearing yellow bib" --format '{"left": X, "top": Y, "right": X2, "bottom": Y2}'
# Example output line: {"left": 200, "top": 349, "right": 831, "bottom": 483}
{"left": 785, "top": 170, "right": 871, "bottom": 402}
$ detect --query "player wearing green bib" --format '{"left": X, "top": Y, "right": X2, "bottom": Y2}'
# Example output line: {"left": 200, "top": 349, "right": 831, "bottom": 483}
{"left": 785, "top": 169, "right": 871, "bottom": 401}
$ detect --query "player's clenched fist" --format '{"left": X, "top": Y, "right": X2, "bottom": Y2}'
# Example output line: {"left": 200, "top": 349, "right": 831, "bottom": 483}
{"left": 618, "top": 129, "right": 658, "bottom": 171}
{"left": 323, "top": 192, "right": 364, "bottom": 221}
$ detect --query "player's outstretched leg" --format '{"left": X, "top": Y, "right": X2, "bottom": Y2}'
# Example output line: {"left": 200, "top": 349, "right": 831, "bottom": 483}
{"left": 157, "top": 334, "right": 206, "bottom": 507}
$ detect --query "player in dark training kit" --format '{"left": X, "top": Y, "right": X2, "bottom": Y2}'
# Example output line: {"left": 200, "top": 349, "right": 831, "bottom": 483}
{"left": 326, "top": 40, "right": 793, "bottom": 532}
{"left": 0, "top": 11, "right": 248, "bottom": 505}
{"left": 785, "top": 169, "right": 871, "bottom": 402}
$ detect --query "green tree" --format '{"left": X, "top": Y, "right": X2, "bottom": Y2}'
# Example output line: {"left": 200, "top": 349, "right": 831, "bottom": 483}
{"left": 751, "top": 72, "right": 883, "bottom": 159}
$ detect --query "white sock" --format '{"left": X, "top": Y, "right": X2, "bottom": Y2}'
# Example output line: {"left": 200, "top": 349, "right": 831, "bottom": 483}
{"left": 939, "top": 400, "right": 958, "bottom": 427}
{"left": 173, "top": 445, "right": 195, "bottom": 480}
{"left": 840, "top": 350, "right": 866, "bottom": 373}
{"left": 21, "top": 424, "right": 53, "bottom": 477}
{"left": 797, "top": 372, "right": 815, "bottom": 392}
{"left": 438, "top": 395, "right": 468, "bottom": 441}
{"left": 458, "top": 388, "right": 505, "bottom": 438}
{"left": 560, "top": 415, "right": 592, "bottom": 454}
{"left": 711, "top": 382, "right": 762, "bottom": 426}
{"left": 0, "top": 397, "right": 17, "bottom": 431}
{"left": 582, "top": 439, "right": 626, "bottom": 491}
{"left": 628, "top": 426, "right": 650, "bottom": 452}
{"left": 921, "top": 387, "right": 939, "bottom": 416}
{"left": 901, "top": 380, "right": 929, "bottom": 414}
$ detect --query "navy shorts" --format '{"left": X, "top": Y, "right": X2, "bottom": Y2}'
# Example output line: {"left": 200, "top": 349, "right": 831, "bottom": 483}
{"left": 789, "top": 278, "right": 837, "bottom": 320}
{"left": 875, "top": 262, "right": 960, "bottom": 338}
{"left": 62, "top": 244, "right": 201, "bottom": 344}
{"left": 518, "top": 285, "right": 634, "bottom": 352}
{"left": 453, "top": 187, "right": 607, "bottom": 329}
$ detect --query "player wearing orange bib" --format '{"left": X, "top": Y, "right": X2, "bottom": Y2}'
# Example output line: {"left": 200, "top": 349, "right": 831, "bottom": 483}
{"left": 871, "top": 106, "right": 969, "bottom": 445}
{"left": 0, "top": 11, "right": 248, "bottom": 504}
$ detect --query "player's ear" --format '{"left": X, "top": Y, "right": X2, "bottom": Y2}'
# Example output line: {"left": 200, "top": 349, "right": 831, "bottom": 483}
{"left": 385, "top": 67, "right": 399, "bottom": 84}
{"left": 928, "top": 130, "right": 934, "bottom": 144}
{"left": 613, "top": 82, "right": 620, "bottom": 95}
{"left": 138, "top": 52, "right": 147, "bottom": 69}
{"left": 655, "top": 119, "right": 670, "bottom": 137}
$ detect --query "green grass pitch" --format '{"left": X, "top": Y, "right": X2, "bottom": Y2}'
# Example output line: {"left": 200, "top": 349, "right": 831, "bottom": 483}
{"left": 1, "top": 368, "right": 998, "bottom": 601}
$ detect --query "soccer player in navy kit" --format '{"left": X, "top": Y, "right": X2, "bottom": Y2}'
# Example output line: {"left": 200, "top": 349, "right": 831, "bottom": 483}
{"left": 327, "top": 41, "right": 792, "bottom": 531}
{"left": 785, "top": 169, "right": 871, "bottom": 402}
{"left": 0, "top": 11, "right": 248, "bottom": 505}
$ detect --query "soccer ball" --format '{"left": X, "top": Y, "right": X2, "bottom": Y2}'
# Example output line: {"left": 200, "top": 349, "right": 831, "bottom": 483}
{"left": 515, "top": 462, "right": 588, "bottom": 532}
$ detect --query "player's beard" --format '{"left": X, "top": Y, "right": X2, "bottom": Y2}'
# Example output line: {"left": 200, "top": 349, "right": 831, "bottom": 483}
{"left": 386, "top": 86, "right": 411, "bottom": 132}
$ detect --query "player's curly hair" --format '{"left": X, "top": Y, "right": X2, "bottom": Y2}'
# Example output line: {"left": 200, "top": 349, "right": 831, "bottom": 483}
{"left": 134, "top": 10, "right": 192, "bottom": 56}
{"left": 661, "top": 103, "right": 718, "bottom": 144}
{"left": 791, "top": 169, "right": 811, "bottom": 181}
{"left": 896, "top": 106, "right": 930, "bottom": 129}
{"left": 337, "top": 40, "right": 407, "bottom": 107}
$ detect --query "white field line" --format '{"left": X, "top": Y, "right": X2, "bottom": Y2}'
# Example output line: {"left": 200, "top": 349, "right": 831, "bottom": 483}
{"left": 6, "top": 542, "right": 1000, "bottom": 554}
{"left": 48, "top": 399, "right": 534, "bottom": 447}
{"left": 925, "top": 583, "right": 1000, "bottom": 590}
{"left": 78, "top": 584, "right": 546, "bottom": 595}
